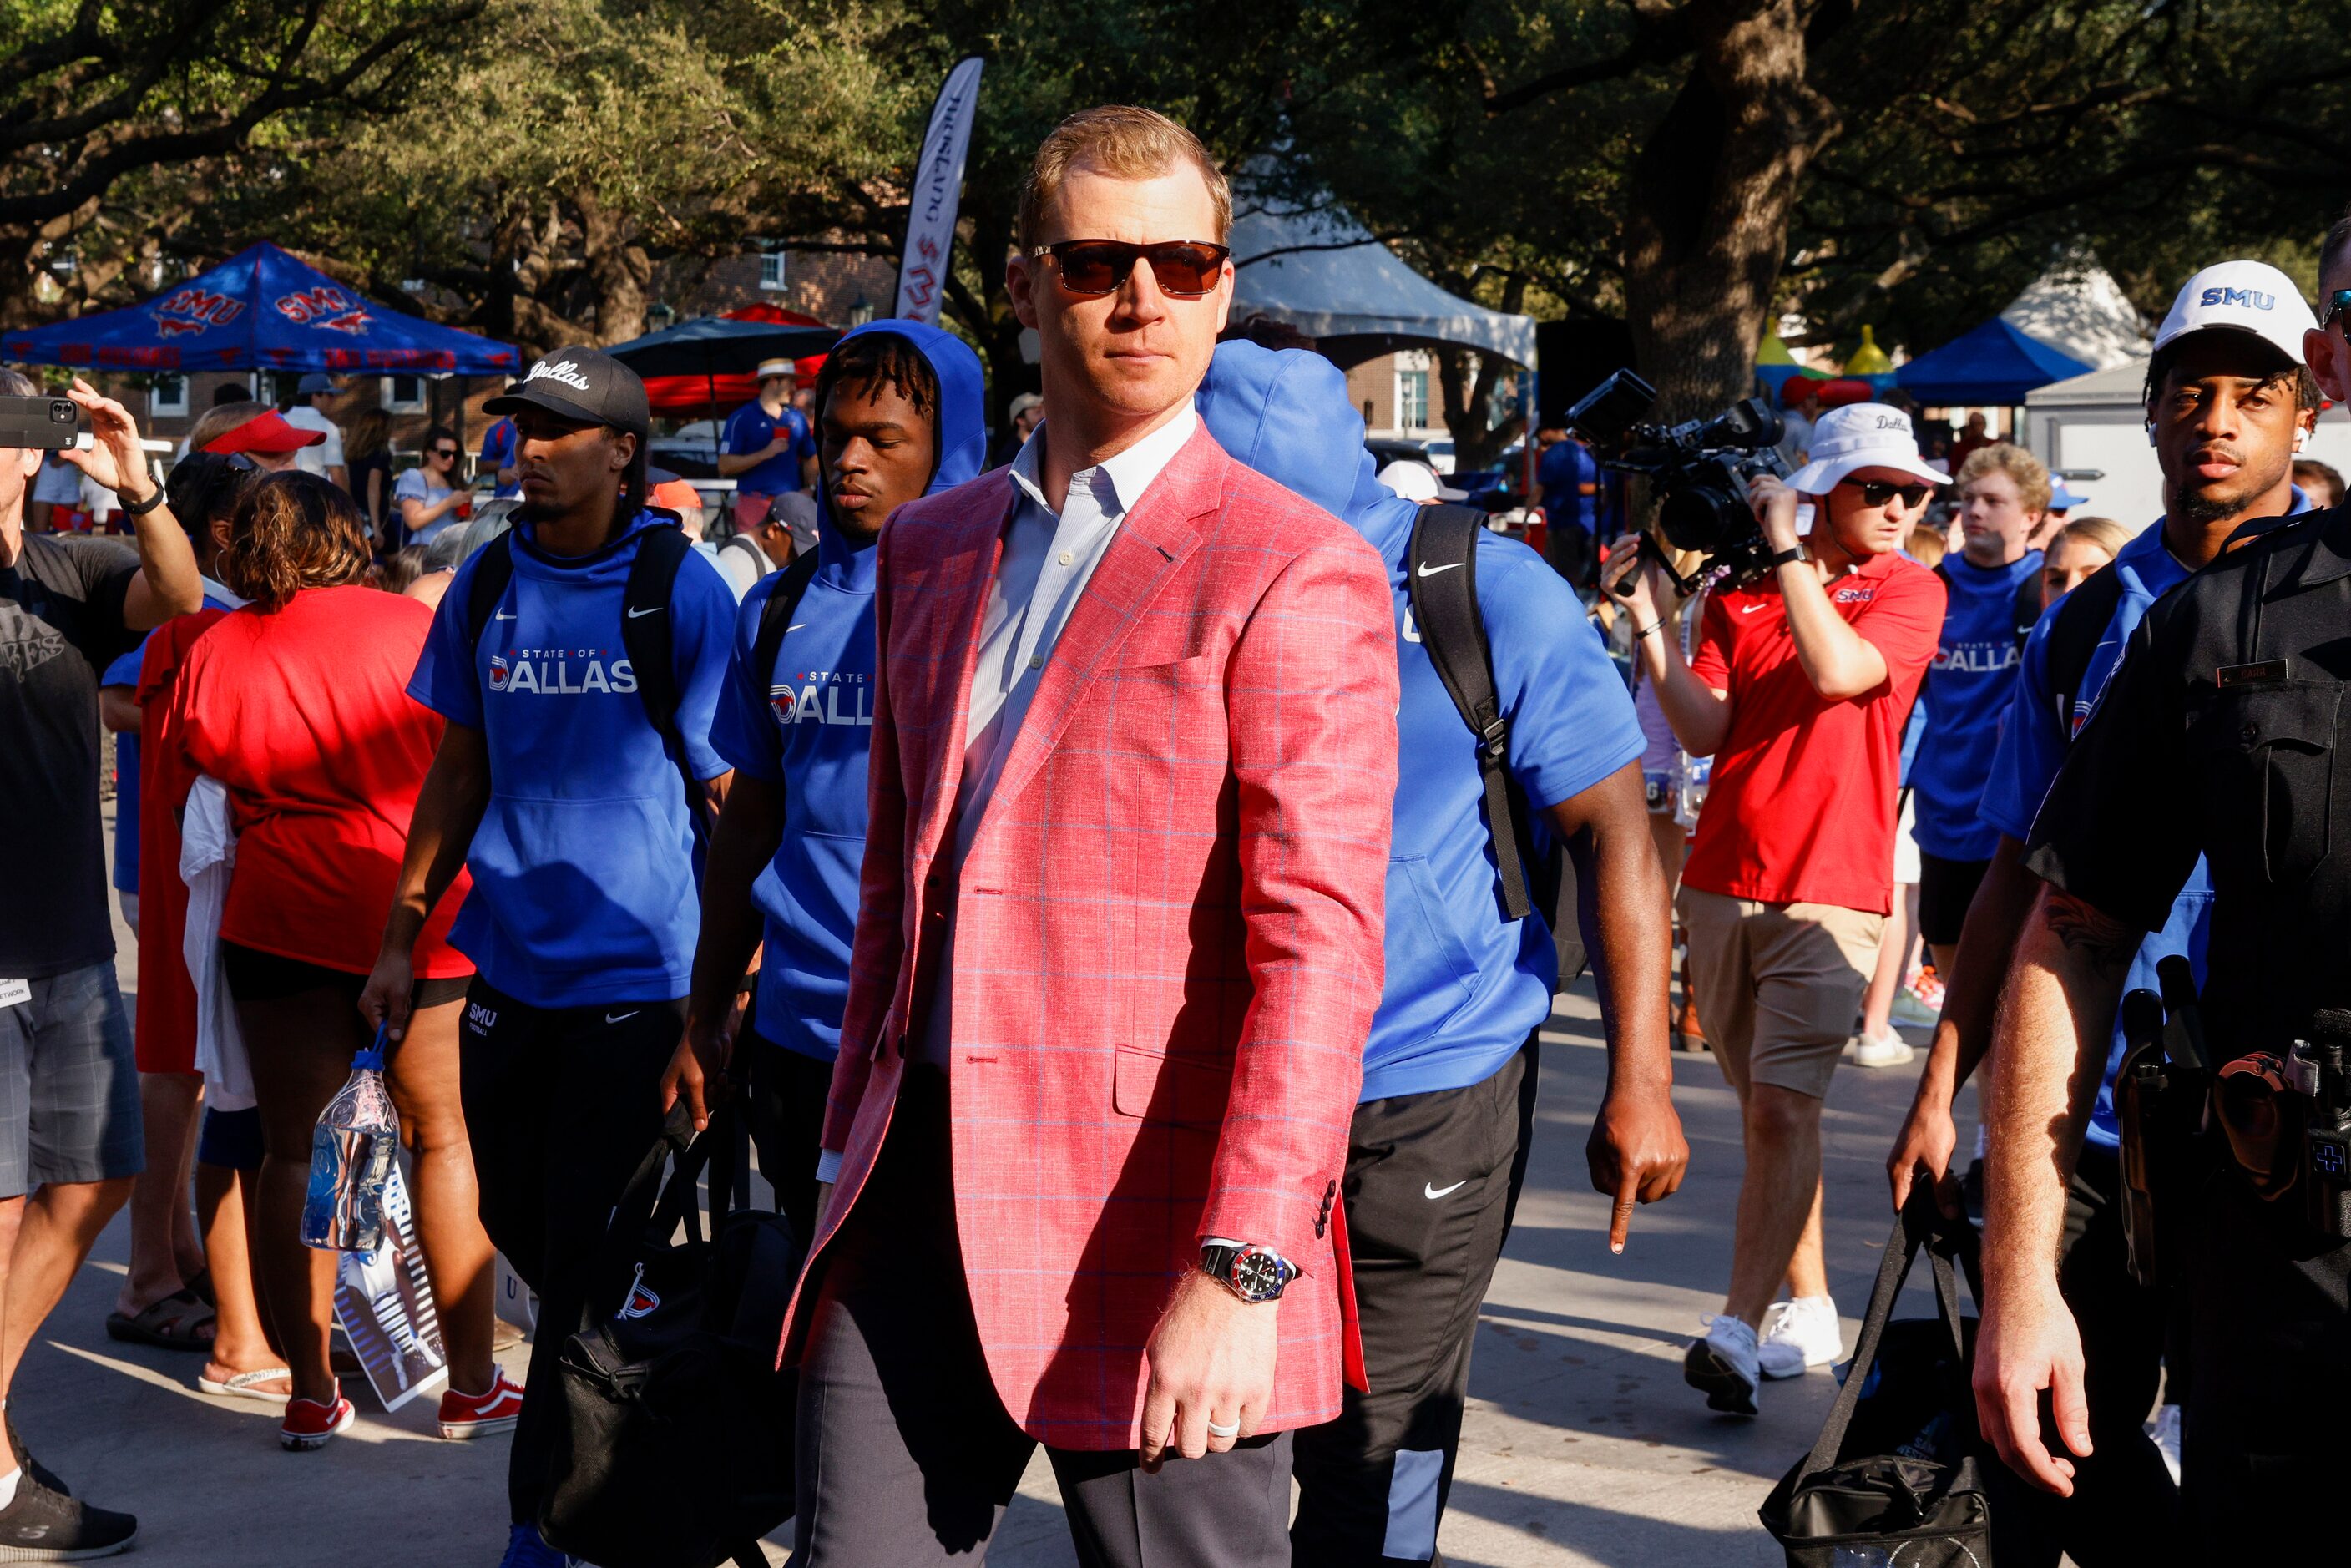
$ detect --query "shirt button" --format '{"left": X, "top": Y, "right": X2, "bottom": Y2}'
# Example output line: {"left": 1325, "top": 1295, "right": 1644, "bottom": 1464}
{"left": 1059, "top": 550, "right": 1074, "bottom": 566}
{"left": 1029, "top": 654, "right": 1044, "bottom": 670}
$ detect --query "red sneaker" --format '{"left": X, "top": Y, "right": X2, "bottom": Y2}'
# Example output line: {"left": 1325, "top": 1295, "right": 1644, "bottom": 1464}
{"left": 281, "top": 1383, "right": 356, "bottom": 1450}
{"left": 438, "top": 1368, "right": 526, "bottom": 1439}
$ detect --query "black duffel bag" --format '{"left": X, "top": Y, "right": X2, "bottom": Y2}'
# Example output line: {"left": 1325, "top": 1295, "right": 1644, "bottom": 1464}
{"left": 538, "top": 1097, "right": 801, "bottom": 1568}
{"left": 1760, "top": 1192, "right": 1996, "bottom": 1567}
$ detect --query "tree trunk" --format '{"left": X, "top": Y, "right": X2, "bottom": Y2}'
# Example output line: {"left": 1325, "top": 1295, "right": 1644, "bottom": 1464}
{"left": 1437, "top": 348, "right": 1529, "bottom": 473}
{"left": 1620, "top": 0, "right": 1838, "bottom": 419}
{"left": 574, "top": 188, "right": 651, "bottom": 346}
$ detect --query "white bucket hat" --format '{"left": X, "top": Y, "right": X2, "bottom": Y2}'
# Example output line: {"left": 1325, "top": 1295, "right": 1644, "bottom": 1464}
{"left": 1784, "top": 403, "right": 1949, "bottom": 497}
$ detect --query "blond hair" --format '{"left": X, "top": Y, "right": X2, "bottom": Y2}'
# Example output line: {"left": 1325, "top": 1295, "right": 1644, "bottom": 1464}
{"left": 1906, "top": 524, "right": 1948, "bottom": 568}
{"left": 2054, "top": 515, "right": 2129, "bottom": 561}
{"left": 1018, "top": 105, "right": 1230, "bottom": 253}
{"left": 1955, "top": 442, "right": 2053, "bottom": 516}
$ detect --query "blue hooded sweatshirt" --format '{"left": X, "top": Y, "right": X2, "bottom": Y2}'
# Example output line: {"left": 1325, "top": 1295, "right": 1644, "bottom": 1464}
{"left": 411, "top": 508, "right": 736, "bottom": 1009}
{"left": 708, "top": 319, "right": 988, "bottom": 1063}
{"left": 1198, "top": 343, "right": 1645, "bottom": 1101}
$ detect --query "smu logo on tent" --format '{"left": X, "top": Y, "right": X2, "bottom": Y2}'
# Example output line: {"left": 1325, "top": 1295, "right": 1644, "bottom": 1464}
{"left": 769, "top": 669, "right": 872, "bottom": 728}
{"left": 275, "top": 286, "right": 372, "bottom": 334}
{"left": 151, "top": 287, "right": 244, "bottom": 338}
{"left": 2200, "top": 286, "right": 2276, "bottom": 312}
{"left": 488, "top": 645, "right": 638, "bottom": 696}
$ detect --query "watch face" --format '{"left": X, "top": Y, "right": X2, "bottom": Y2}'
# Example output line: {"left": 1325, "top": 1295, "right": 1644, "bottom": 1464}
{"left": 1230, "top": 1247, "right": 1291, "bottom": 1302}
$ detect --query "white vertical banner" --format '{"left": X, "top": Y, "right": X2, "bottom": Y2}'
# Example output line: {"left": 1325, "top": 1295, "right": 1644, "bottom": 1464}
{"left": 893, "top": 55, "right": 985, "bottom": 326}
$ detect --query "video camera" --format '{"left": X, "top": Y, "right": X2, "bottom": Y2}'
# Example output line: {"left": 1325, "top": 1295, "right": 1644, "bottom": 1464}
{"left": 1567, "top": 369, "right": 1789, "bottom": 596}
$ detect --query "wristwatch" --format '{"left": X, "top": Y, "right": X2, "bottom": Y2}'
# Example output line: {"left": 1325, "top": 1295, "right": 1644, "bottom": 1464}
{"left": 1763, "top": 544, "right": 1806, "bottom": 571}
{"left": 1200, "top": 1241, "right": 1297, "bottom": 1303}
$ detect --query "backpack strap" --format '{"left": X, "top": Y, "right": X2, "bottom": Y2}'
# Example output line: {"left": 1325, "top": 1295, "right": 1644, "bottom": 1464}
{"left": 1407, "top": 503, "right": 1534, "bottom": 922}
{"left": 619, "top": 525, "right": 713, "bottom": 847}
{"left": 750, "top": 549, "right": 825, "bottom": 714}
{"left": 2043, "top": 563, "right": 2125, "bottom": 740}
{"left": 463, "top": 530, "right": 518, "bottom": 659}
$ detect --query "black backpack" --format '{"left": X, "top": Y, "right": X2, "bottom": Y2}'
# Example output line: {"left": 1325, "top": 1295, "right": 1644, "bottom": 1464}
{"left": 1405, "top": 504, "right": 1596, "bottom": 989}
{"left": 539, "top": 1099, "right": 801, "bottom": 1568}
{"left": 463, "top": 518, "right": 716, "bottom": 842}
{"left": 2036, "top": 562, "right": 2126, "bottom": 741}
{"left": 748, "top": 549, "right": 825, "bottom": 713}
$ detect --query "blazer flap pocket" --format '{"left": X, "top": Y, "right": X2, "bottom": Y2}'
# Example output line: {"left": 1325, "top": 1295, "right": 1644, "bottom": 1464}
{"left": 1112, "top": 649, "right": 1215, "bottom": 676}
{"left": 1112, "top": 1045, "right": 1231, "bottom": 1128}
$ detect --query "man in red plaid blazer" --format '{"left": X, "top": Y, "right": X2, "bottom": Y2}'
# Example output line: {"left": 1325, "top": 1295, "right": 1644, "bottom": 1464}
{"left": 778, "top": 106, "right": 1398, "bottom": 1568}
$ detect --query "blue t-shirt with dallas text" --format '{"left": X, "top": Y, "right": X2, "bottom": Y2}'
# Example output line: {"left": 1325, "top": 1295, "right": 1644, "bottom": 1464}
{"left": 1909, "top": 550, "right": 2040, "bottom": 862}
{"left": 721, "top": 401, "right": 815, "bottom": 497}
{"left": 1200, "top": 342, "right": 1646, "bottom": 1101}
{"left": 409, "top": 511, "right": 735, "bottom": 1009}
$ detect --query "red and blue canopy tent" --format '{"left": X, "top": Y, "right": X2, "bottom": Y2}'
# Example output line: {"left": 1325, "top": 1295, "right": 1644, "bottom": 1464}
{"left": 0, "top": 242, "right": 518, "bottom": 375}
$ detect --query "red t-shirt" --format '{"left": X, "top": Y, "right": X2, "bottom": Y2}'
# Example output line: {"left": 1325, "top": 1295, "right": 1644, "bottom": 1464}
{"left": 170, "top": 585, "right": 471, "bottom": 977}
{"left": 1681, "top": 552, "right": 1944, "bottom": 913}
{"left": 132, "top": 609, "right": 229, "bottom": 1074}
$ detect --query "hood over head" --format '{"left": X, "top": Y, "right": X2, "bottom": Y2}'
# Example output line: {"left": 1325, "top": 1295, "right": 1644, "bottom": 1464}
{"left": 1196, "top": 340, "right": 1420, "bottom": 566}
{"left": 810, "top": 317, "right": 988, "bottom": 576}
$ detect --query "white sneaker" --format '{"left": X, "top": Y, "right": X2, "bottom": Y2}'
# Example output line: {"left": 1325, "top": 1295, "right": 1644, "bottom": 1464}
{"left": 1757, "top": 1295, "right": 1843, "bottom": 1378}
{"left": 1683, "top": 1315, "right": 1761, "bottom": 1414}
{"left": 1852, "top": 1029, "right": 1916, "bottom": 1069}
{"left": 2148, "top": 1403, "right": 2182, "bottom": 1484}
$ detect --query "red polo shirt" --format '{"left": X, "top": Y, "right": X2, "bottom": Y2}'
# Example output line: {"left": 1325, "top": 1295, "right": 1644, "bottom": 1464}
{"left": 1681, "top": 552, "right": 1944, "bottom": 914}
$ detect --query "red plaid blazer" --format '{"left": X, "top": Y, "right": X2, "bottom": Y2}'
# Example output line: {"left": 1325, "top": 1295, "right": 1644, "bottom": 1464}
{"left": 784, "top": 421, "right": 1397, "bottom": 1448}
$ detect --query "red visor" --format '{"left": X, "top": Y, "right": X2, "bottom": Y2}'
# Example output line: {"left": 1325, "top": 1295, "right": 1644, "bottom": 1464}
{"left": 203, "top": 409, "right": 326, "bottom": 456}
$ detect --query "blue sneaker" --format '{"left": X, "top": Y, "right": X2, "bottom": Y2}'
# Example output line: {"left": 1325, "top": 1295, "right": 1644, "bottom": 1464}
{"left": 499, "top": 1523, "right": 581, "bottom": 1568}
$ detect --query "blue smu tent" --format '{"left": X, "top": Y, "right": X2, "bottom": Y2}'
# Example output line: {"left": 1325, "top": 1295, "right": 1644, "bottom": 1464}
{"left": 0, "top": 242, "right": 518, "bottom": 376}
{"left": 1894, "top": 316, "right": 2091, "bottom": 407}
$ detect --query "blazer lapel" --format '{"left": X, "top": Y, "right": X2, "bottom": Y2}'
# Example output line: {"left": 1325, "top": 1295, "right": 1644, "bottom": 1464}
{"left": 904, "top": 488, "right": 1014, "bottom": 870}
{"left": 978, "top": 426, "right": 1223, "bottom": 818}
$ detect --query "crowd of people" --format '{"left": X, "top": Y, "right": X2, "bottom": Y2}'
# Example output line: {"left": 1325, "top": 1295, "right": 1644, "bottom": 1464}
{"left": 1, "top": 99, "right": 2348, "bottom": 1567}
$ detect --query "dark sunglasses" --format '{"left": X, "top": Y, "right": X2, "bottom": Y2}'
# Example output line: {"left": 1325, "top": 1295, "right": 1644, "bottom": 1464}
{"left": 1844, "top": 479, "right": 1934, "bottom": 508}
{"left": 431, "top": 447, "right": 459, "bottom": 459}
{"left": 1030, "top": 239, "right": 1231, "bottom": 298}
{"left": 2325, "top": 289, "right": 2351, "bottom": 331}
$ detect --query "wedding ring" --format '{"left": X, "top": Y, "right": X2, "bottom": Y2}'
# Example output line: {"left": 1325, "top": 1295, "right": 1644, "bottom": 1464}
{"left": 1206, "top": 1419, "right": 1240, "bottom": 1439}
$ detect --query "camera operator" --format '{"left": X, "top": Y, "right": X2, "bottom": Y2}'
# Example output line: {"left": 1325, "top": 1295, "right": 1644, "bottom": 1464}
{"left": 1615, "top": 402, "right": 1945, "bottom": 1414}
{"left": 1975, "top": 248, "right": 2349, "bottom": 1558}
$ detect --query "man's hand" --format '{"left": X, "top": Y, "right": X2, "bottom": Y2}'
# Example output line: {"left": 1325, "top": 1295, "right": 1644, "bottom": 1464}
{"left": 1747, "top": 473, "right": 1804, "bottom": 554}
{"left": 1585, "top": 1087, "right": 1689, "bottom": 1252}
{"left": 1138, "top": 1270, "right": 1277, "bottom": 1471}
{"left": 357, "top": 945, "right": 417, "bottom": 1043}
{"left": 1973, "top": 1267, "right": 2091, "bottom": 1495}
{"left": 660, "top": 1012, "right": 733, "bottom": 1131}
{"left": 1888, "top": 1078, "right": 1964, "bottom": 1217}
{"left": 58, "top": 378, "right": 157, "bottom": 503}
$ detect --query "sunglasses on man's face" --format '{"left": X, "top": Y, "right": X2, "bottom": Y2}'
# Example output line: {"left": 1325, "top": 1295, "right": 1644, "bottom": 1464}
{"left": 2325, "top": 289, "right": 2351, "bottom": 331}
{"left": 1845, "top": 479, "right": 1934, "bottom": 509}
{"left": 1030, "top": 239, "right": 1231, "bottom": 299}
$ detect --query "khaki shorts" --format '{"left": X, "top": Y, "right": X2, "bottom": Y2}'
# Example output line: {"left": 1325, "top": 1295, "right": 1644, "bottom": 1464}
{"left": 1678, "top": 885, "right": 1884, "bottom": 1100}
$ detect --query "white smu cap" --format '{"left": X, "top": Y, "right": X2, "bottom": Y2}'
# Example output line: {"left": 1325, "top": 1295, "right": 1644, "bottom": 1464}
{"left": 1783, "top": 402, "right": 1948, "bottom": 497}
{"left": 2152, "top": 260, "right": 2316, "bottom": 367}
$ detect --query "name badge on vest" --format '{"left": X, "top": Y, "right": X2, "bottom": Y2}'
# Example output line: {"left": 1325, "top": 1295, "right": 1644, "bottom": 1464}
{"left": 2216, "top": 659, "right": 2290, "bottom": 689}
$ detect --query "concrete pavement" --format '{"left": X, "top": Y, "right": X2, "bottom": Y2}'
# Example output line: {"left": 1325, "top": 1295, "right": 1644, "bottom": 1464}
{"left": 49, "top": 857, "right": 1967, "bottom": 1565}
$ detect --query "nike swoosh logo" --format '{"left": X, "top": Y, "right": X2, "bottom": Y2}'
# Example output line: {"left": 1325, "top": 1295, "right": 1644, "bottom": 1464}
{"left": 492, "top": 610, "right": 517, "bottom": 620}
{"left": 604, "top": 1010, "right": 640, "bottom": 1024}
{"left": 626, "top": 606, "right": 663, "bottom": 619}
{"left": 1741, "top": 603, "right": 1767, "bottom": 613}
{"left": 1416, "top": 561, "right": 1465, "bottom": 577}
{"left": 1424, "top": 1180, "right": 1468, "bottom": 1200}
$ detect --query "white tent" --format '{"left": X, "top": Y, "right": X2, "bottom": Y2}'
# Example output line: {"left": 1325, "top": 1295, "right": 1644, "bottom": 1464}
{"left": 1228, "top": 192, "right": 1537, "bottom": 369}
{"left": 1999, "top": 255, "right": 2148, "bottom": 372}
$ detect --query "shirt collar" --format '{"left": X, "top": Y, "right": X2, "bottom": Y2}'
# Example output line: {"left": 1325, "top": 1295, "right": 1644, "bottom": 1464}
{"left": 1009, "top": 405, "right": 1199, "bottom": 519}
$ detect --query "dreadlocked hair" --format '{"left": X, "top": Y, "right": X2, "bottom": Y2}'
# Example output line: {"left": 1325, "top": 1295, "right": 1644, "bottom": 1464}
{"left": 816, "top": 332, "right": 940, "bottom": 429}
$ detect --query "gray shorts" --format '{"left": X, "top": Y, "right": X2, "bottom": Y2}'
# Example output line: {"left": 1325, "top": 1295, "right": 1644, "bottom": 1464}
{"left": 0, "top": 962, "right": 145, "bottom": 1197}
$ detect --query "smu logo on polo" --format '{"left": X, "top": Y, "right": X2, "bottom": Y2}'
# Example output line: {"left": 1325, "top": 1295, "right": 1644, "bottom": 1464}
{"left": 769, "top": 668, "right": 872, "bottom": 727}
{"left": 526, "top": 359, "right": 594, "bottom": 391}
{"left": 2200, "top": 286, "right": 2276, "bottom": 311}
{"left": 1934, "top": 639, "right": 2020, "bottom": 674}
{"left": 488, "top": 645, "right": 638, "bottom": 695}
{"left": 1832, "top": 584, "right": 1878, "bottom": 604}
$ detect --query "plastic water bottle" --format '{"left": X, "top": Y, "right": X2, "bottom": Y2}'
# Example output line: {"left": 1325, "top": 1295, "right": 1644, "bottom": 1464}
{"left": 301, "top": 1031, "right": 400, "bottom": 1252}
